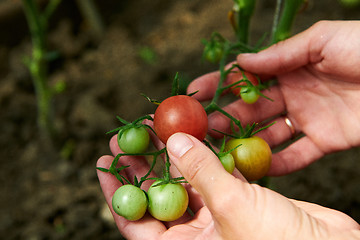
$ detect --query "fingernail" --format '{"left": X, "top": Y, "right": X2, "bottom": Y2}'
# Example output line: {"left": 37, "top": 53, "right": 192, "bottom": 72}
{"left": 167, "top": 133, "right": 194, "bottom": 158}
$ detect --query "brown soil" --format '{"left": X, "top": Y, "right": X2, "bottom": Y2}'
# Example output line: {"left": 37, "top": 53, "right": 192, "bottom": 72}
{"left": 1, "top": 0, "right": 359, "bottom": 239}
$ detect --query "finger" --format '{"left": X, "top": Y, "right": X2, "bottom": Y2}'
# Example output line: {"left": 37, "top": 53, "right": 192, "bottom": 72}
{"left": 166, "top": 133, "right": 247, "bottom": 210}
{"left": 237, "top": 21, "right": 347, "bottom": 75}
{"left": 208, "top": 86, "right": 285, "bottom": 138}
{"left": 187, "top": 71, "right": 221, "bottom": 101}
{"left": 290, "top": 199, "right": 360, "bottom": 232}
{"left": 186, "top": 61, "right": 241, "bottom": 102}
{"left": 96, "top": 156, "right": 166, "bottom": 239}
{"left": 268, "top": 136, "right": 325, "bottom": 176}
{"left": 255, "top": 115, "right": 300, "bottom": 149}
{"left": 236, "top": 22, "right": 321, "bottom": 75}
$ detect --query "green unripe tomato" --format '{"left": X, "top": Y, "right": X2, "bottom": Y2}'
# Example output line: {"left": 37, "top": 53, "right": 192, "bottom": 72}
{"left": 118, "top": 126, "right": 150, "bottom": 153}
{"left": 147, "top": 181, "right": 189, "bottom": 222}
{"left": 112, "top": 185, "right": 148, "bottom": 221}
{"left": 203, "top": 41, "right": 224, "bottom": 64}
{"left": 219, "top": 153, "right": 235, "bottom": 174}
{"left": 240, "top": 86, "right": 260, "bottom": 104}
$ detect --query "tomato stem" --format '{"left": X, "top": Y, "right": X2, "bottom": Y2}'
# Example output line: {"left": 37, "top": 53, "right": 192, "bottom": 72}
{"left": 138, "top": 148, "right": 166, "bottom": 187}
{"left": 271, "top": 0, "right": 306, "bottom": 44}
{"left": 98, "top": 148, "right": 168, "bottom": 187}
{"left": 232, "top": 0, "right": 256, "bottom": 44}
{"left": 163, "top": 150, "right": 171, "bottom": 182}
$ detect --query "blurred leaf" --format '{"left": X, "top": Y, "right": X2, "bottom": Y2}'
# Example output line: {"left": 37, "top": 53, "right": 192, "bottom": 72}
{"left": 138, "top": 46, "right": 157, "bottom": 64}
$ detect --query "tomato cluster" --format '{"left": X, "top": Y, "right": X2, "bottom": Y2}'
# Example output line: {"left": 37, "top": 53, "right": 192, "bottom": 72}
{"left": 102, "top": 67, "right": 273, "bottom": 223}
{"left": 112, "top": 181, "right": 188, "bottom": 222}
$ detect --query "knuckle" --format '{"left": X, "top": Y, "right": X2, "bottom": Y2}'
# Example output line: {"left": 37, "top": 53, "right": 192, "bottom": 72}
{"left": 181, "top": 149, "right": 208, "bottom": 183}
{"left": 209, "top": 190, "right": 237, "bottom": 218}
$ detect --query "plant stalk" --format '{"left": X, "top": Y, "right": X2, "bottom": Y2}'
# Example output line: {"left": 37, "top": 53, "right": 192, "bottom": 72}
{"left": 22, "top": 0, "right": 60, "bottom": 139}
{"left": 233, "top": 0, "right": 256, "bottom": 44}
{"left": 271, "top": 0, "right": 305, "bottom": 44}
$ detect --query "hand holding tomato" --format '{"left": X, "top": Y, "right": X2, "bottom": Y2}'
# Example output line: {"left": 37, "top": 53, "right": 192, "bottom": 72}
{"left": 188, "top": 21, "right": 360, "bottom": 176}
{"left": 97, "top": 133, "right": 360, "bottom": 239}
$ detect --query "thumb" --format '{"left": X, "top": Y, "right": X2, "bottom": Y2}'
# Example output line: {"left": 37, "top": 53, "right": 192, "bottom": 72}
{"left": 166, "top": 133, "right": 241, "bottom": 208}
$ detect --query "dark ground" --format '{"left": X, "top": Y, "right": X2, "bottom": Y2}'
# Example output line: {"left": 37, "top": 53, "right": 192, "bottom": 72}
{"left": 0, "top": 0, "right": 360, "bottom": 239}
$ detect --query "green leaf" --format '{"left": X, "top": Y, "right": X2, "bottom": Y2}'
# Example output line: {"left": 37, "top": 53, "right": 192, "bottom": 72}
{"left": 171, "top": 72, "right": 180, "bottom": 96}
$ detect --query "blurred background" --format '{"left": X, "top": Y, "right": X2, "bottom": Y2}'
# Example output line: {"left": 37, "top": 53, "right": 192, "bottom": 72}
{"left": 1, "top": 0, "right": 360, "bottom": 239}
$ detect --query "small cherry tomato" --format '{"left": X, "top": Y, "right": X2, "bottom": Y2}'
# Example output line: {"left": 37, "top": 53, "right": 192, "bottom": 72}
{"left": 225, "top": 136, "right": 272, "bottom": 181}
{"left": 240, "top": 86, "right": 260, "bottom": 104}
{"left": 118, "top": 126, "right": 150, "bottom": 153}
{"left": 147, "top": 181, "right": 189, "bottom": 222}
{"left": 153, "top": 95, "right": 208, "bottom": 144}
{"left": 112, "top": 185, "right": 148, "bottom": 221}
{"left": 203, "top": 41, "right": 224, "bottom": 63}
{"left": 219, "top": 153, "right": 235, "bottom": 174}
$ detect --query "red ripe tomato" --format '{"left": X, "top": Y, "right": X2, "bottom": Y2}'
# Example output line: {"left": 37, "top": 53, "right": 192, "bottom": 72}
{"left": 153, "top": 95, "right": 208, "bottom": 143}
{"left": 228, "top": 71, "right": 258, "bottom": 96}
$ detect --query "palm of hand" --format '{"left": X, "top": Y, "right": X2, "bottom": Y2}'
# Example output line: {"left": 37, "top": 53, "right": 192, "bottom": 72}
{"left": 277, "top": 67, "right": 360, "bottom": 152}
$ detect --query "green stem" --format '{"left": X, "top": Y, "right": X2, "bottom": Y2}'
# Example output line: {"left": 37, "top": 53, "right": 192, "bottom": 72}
{"left": 271, "top": 0, "right": 305, "bottom": 44}
{"left": 75, "top": 0, "right": 104, "bottom": 39}
{"left": 234, "top": 0, "right": 256, "bottom": 44}
{"left": 163, "top": 151, "right": 171, "bottom": 182}
{"left": 139, "top": 148, "right": 166, "bottom": 186}
{"left": 271, "top": 0, "right": 282, "bottom": 42}
{"left": 44, "top": 0, "right": 62, "bottom": 20}
{"left": 22, "top": 0, "right": 60, "bottom": 138}
{"left": 205, "top": 42, "right": 231, "bottom": 111}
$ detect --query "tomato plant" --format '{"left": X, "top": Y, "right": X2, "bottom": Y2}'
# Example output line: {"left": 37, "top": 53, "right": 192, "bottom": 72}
{"left": 225, "top": 136, "right": 272, "bottom": 181}
{"left": 118, "top": 126, "right": 150, "bottom": 154}
{"left": 112, "top": 185, "right": 148, "bottom": 221}
{"left": 153, "top": 95, "right": 208, "bottom": 143}
{"left": 147, "top": 181, "right": 189, "bottom": 222}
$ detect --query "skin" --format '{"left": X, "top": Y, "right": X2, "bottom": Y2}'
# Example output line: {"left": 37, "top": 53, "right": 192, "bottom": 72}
{"left": 97, "top": 21, "right": 360, "bottom": 239}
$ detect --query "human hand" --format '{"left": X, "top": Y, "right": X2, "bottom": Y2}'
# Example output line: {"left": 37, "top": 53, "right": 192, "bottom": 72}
{"left": 188, "top": 20, "right": 360, "bottom": 176}
{"left": 97, "top": 132, "right": 360, "bottom": 239}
